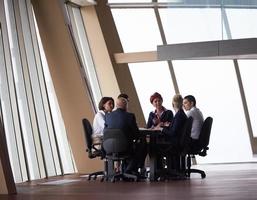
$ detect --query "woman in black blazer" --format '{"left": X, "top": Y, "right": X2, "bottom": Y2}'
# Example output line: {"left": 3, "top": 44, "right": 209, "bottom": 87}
{"left": 146, "top": 92, "right": 173, "bottom": 129}
{"left": 161, "top": 94, "right": 187, "bottom": 146}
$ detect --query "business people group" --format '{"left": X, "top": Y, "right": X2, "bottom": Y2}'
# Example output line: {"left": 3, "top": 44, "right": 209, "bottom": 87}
{"left": 91, "top": 92, "right": 204, "bottom": 180}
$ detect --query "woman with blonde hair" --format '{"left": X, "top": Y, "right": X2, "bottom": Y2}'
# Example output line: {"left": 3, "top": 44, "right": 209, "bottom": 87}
{"left": 154, "top": 94, "right": 187, "bottom": 172}
{"left": 159, "top": 94, "right": 187, "bottom": 146}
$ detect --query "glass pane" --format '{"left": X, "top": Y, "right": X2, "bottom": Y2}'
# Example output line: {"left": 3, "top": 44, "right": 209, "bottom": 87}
{"left": 111, "top": 9, "right": 162, "bottom": 52}
{"left": 238, "top": 60, "right": 257, "bottom": 138}
{"left": 158, "top": 0, "right": 257, "bottom": 7}
{"left": 67, "top": 6, "right": 102, "bottom": 108}
{"left": 129, "top": 61, "right": 175, "bottom": 122}
{"left": 173, "top": 60, "right": 256, "bottom": 163}
{"left": 19, "top": 0, "right": 58, "bottom": 177}
{"left": 2, "top": 0, "right": 76, "bottom": 182}
{"left": 108, "top": 0, "right": 151, "bottom": 3}
{"left": 225, "top": 9, "right": 257, "bottom": 39}
{"left": 0, "top": 22, "right": 25, "bottom": 183}
{"left": 5, "top": 0, "right": 41, "bottom": 180}
{"left": 223, "top": 0, "right": 257, "bottom": 7}
{"left": 160, "top": 8, "right": 222, "bottom": 44}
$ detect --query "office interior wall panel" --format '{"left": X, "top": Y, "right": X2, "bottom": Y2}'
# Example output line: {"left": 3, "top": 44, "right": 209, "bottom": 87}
{"left": 0, "top": 161, "right": 8, "bottom": 194}
{"left": 80, "top": 6, "right": 120, "bottom": 99}
{"left": 31, "top": 0, "right": 102, "bottom": 173}
{"left": 94, "top": 0, "right": 145, "bottom": 126}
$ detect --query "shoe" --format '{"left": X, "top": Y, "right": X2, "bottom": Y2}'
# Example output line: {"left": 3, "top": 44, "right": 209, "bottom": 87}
{"left": 138, "top": 168, "right": 148, "bottom": 179}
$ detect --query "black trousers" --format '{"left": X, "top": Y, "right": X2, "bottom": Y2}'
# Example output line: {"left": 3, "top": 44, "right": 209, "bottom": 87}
{"left": 125, "top": 137, "right": 147, "bottom": 172}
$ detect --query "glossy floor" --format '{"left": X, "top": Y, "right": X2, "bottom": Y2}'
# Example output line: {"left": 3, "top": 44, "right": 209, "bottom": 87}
{"left": 2, "top": 163, "right": 257, "bottom": 200}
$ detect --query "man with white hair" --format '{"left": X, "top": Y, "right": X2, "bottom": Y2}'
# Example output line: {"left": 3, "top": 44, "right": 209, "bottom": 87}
{"left": 104, "top": 97, "right": 146, "bottom": 176}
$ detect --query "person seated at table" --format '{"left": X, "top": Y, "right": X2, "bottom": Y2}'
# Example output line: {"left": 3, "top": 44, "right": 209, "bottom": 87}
{"left": 158, "top": 94, "right": 187, "bottom": 146}
{"left": 118, "top": 93, "right": 129, "bottom": 102}
{"left": 183, "top": 95, "right": 204, "bottom": 140}
{"left": 156, "top": 94, "right": 187, "bottom": 171}
{"left": 92, "top": 97, "right": 114, "bottom": 149}
{"left": 146, "top": 92, "right": 173, "bottom": 129}
{"left": 104, "top": 97, "right": 147, "bottom": 177}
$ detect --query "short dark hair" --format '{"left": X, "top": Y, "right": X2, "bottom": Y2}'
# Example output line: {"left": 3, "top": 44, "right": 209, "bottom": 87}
{"left": 184, "top": 95, "right": 196, "bottom": 106}
{"left": 118, "top": 93, "right": 129, "bottom": 101}
{"left": 98, "top": 97, "right": 114, "bottom": 110}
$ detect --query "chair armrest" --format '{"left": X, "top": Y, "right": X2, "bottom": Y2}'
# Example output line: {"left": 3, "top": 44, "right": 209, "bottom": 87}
{"left": 86, "top": 149, "right": 96, "bottom": 159}
{"left": 198, "top": 147, "right": 209, "bottom": 156}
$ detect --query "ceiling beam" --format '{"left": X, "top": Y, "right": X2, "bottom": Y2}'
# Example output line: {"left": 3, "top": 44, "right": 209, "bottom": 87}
{"left": 114, "top": 51, "right": 157, "bottom": 64}
{"left": 158, "top": 38, "right": 257, "bottom": 60}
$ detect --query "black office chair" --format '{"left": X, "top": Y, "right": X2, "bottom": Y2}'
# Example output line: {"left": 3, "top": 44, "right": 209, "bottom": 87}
{"left": 82, "top": 118, "right": 106, "bottom": 181}
{"left": 155, "top": 117, "right": 193, "bottom": 180}
{"left": 185, "top": 116, "right": 213, "bottom": 178}
{"left": 177, "top": 116, "right": 194, "bottom": 173}
{"left": 103, "top": 128, "right": 138, "bottom": 182}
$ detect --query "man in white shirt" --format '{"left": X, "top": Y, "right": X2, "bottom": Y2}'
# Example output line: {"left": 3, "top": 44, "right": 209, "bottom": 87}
{"left": 183, "top": 95, "right": 204, "bottom": 140}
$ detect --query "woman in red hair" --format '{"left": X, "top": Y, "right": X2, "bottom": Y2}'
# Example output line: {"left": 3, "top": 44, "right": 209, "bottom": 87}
{"left": 146, "top": 92, "right": 173, "bottom": 129}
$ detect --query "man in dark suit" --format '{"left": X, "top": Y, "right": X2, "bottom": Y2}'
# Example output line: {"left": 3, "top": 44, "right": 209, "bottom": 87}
{"left": 104, "top": 97, "right": 146, "bottom": 175}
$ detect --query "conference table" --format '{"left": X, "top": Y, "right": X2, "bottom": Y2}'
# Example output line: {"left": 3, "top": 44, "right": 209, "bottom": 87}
{"left": 139, "top": 128, "right": 163, "bottom": 181}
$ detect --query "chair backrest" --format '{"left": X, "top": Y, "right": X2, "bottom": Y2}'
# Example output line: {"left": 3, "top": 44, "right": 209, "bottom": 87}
{"left": 179, "top": 116, "right": 193, "bottom": 153}
{"left": 103, "top": 129, "right": 129, "bottom": 155}
{"left": 82, "top": 118, "right": 93, "bottom": 151}
{"left": 197, "top": 117, "right": 213, "bottom": 150}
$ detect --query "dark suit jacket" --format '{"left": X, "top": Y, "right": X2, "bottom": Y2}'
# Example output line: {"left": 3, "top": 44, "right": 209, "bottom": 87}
{"left": 162, "top": 108, "right": 187, "bottom": 145}
{"left": 146, "top": 108, "right": 173, "bottom": 128}
{"left": 104, "top": 108, "right": 139, "bottom": 143}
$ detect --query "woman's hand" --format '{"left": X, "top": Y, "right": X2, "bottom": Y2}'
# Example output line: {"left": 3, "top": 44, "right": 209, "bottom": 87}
{"left": 153, "top": 117, "right": 161, "bottom": 125}
{"left": 162, "top": 121, "right": 170, "bottom": 127}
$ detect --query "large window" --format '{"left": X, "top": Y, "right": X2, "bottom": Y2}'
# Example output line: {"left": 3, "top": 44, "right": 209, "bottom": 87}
{"left": 238, "top": 60, "right": 257, "bottom": 138}
{"left": 129, "top": 62, "right": 175, "bottom": 120}
{"left": 111, "top": 9, "right": 162, "bottom": 52}
{"left": 160, "top": 8, "right": 222, "bottom": 44}
{"left": 173, "top": 60, "right": 254, "bottom": 163}
{"left": 0, "top": 0, "right": 75, "bottom": 182}
{"left": 66, "top": 4, "right": 101, "bottom": 109}
{"left": 111, "top": 1, "right": 257, "bottom": 164}
{"left": 225, "top": 9, "right": 257, "bottom": 39}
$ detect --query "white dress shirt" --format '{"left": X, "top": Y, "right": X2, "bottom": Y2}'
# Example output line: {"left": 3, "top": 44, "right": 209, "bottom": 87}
{"left": 186, "top": 107, "right": 204, "bottom": 139}
{"left": 92, "top": 110, "right": 105, "bottom": 138}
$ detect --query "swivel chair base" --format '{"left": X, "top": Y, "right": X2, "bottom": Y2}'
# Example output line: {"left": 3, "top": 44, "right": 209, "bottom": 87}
{"left": 185, "top": 168, "right": 206, "bottom": 178}
{"left": 185, "top": 155, "right": 206, "bottom": 179}
{"left": 88, "top": 171, "right": 105, "bottom": 181}
{"left": 157, "top": 168, "right": 187, "bottom": 181}
{"left": 109, "top": 172, "right": 138, "bottom": 182}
